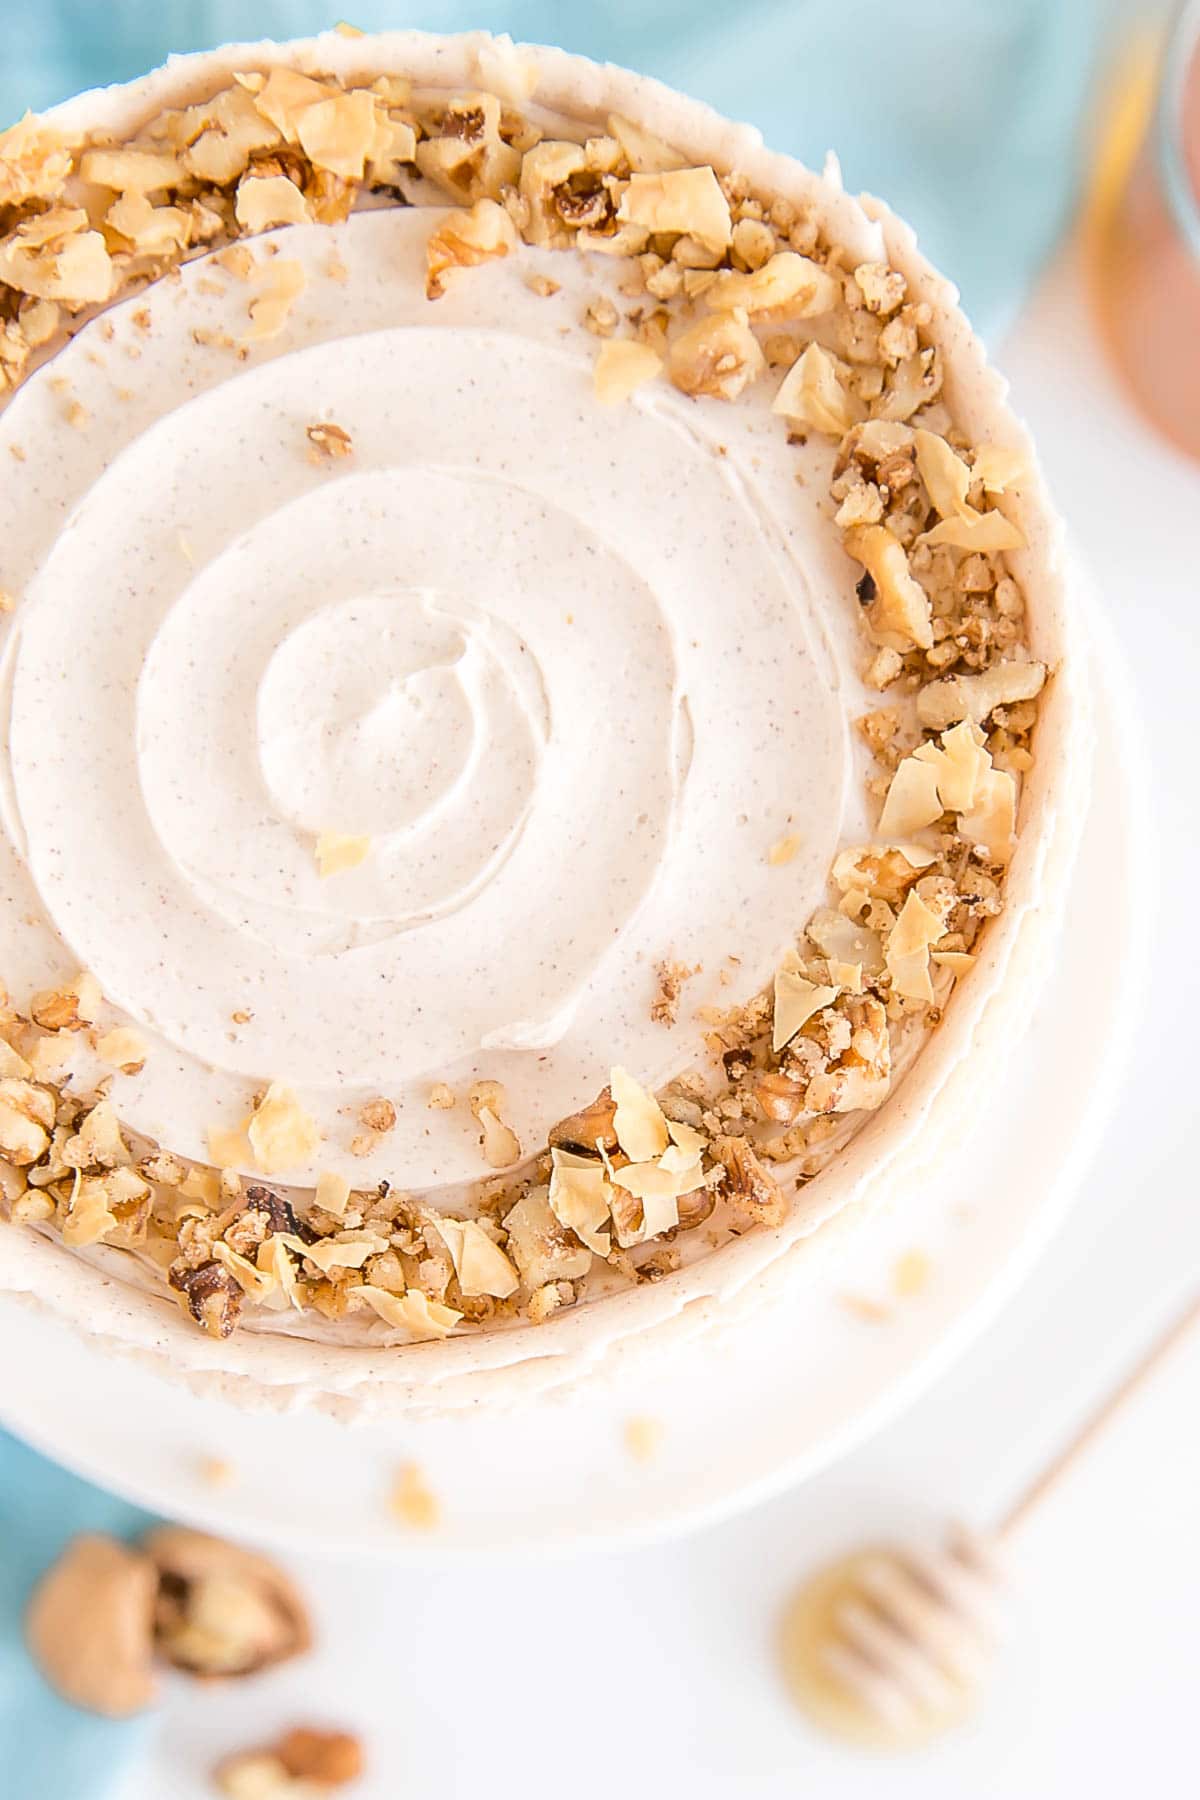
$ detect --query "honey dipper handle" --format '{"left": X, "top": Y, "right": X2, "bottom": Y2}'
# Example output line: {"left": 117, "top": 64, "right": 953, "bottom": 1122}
{"left": 996, "top": 1288, "right": 1200, "bottom": 1542}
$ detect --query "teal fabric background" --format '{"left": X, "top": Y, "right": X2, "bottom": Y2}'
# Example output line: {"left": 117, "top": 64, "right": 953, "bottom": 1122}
{"left": 0, "top": 0, "right": 1110, "bottom": 336}
{"left": 0, "top": 3, "right": 1112, "bottom": 1793}
{"left": 0, "top": 1429, "right": 156, "bottom": 1797}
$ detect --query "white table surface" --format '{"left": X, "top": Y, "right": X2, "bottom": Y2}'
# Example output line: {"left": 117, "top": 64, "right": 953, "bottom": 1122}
{"left": 110, "top": 241, "right": 1200, "bottom": 1800}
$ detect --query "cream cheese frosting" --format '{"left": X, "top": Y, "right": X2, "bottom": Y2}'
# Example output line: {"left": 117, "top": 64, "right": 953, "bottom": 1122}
{"left": 0, "top": 30, "right": 1089, "bottom": 1414}
{"left": 0, "top": 204, "right": 863, "bottom": 1183}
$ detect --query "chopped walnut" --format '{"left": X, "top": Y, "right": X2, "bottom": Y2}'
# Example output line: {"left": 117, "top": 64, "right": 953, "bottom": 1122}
{"left": 0, "top": 208, "right": 113, "bottom": 307}
{"left": 916, "top": 659, "right": 1046, "bottom": 730}
{"left": 306, "top": 420, "right": 353, "bottom": 459}
{"left": 416, "top": 92, "right": 520, "bottom": 204}
{"left": 730, "top": 216, "right": 776, "bottom": 270}
{"left": 425, "top": 195, "right": 517, "bottom": 298}
{"left": 244, "top": 257, "right": 306, "bottom": 341}
{"left": 853, "top": 261, "right": 906, "bottom": 316}
{"left": 710, "top": 1136, "right": 786, "bottom": 1227}
{"left": 548, "top": 1087, "right": 618, "bottom": 1156}
{"left": 584, "top": 294, "right": 619, "bottom": 336}
{"left": 234, "top": 171, "right": 310, "bottom": 232}
{"left": 246, "top": 1083, "right": 320, "bottom": 1174}
{"left": 805, "top": 994, "right": 891, "bottom": 1113}
{"left": 706, "top": 251, "right": 837, "bottom": 318}
{"left": 503, "top": 1186, "right": 591, "bottom": 1289}
{"left": 468, "top": 1080, "right": 521, "bottom": 1168}
{"left": 436, "top": 1214, "right": 519, "bottom": 1297}
{"left": 668, "top": 313, "right": 764, "bottom": 401}
{"left": 594, "top": 336, "right": 662, "bottom": 404}
{"left": 773, "top": 342, "right": 862, "bottom": 436}
{"left": 0, "top": 1078, "right": 53, "bottom": 1166}
{"left": 0, "top": 113, "right": 73, "bottom": 208}
{"left": 96, "top": 1026, "right": 148, "bottom": 1074}
{"left": 650, "top": 959, "right": 699, "bottom": 1026}
{"left": 843, "top": 524, "right": 934, "bottom": 652}
{"left": 617, "top": 166, "right": 731, "bottom": 252}
{"left": 30, "top": 969, "right": 101, "bottom": 1032}
{"left": 169, "top": 1260, "right": 243, "bottom": 1339}
{"left": 358, "top": 1097, "right": 396, "bottom": 1134}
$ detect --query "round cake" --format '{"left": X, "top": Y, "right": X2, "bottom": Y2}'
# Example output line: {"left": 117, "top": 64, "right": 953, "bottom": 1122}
{"left": 0, "top": 30, "right": 1087, "bottom": 1414}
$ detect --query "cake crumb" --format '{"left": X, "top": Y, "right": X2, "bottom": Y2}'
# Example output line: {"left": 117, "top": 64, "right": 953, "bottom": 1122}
{"left": 315, "top": 833, "right": 370, "bottom": 877}
{"left": 624, "top": 1415, "right": 665, "bottom": 1463}
{"left": 390, "top": 1462, "right": 439, "bottom": 1531}
{"left": 768, "top": 832, "right": 803, "bottom": 867}
{"left": 650, "top": 959, "right": 700, "bottom": 1026}
{"left": 199, "top": 1455, "right": 236, "bottom": 1489}
{"left": 892, "top": 1249, "right": 931, "bottom": 1297}
{"left": 426, "top": 1082, "right": 455, "bottom": 1110}
{"left": 840, "top": 1293, "right": 891, "bottom": 1324}
{"left": 215, "top": 243, "right": 255, "bottom": 280}
{"left": 358, "top": 1097, "right": 396, "bottom": 1134}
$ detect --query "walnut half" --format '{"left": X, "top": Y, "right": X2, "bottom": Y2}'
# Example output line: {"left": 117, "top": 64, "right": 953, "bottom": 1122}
{"left": 24, "top": 1533, "right": 158, "bottom": 1717}
{"left": 145, "top": 1526, "right": 310, "bottom": 1678}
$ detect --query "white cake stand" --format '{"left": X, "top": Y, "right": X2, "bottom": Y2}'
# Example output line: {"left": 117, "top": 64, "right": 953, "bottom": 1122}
{"left": 0, "top": 630, "right": 1142, "bottom": 1557}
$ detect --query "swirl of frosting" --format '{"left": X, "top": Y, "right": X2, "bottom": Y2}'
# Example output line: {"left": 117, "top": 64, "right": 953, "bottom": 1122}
{"left": 0, "top": 205, "right": 862, "bottom": 1187}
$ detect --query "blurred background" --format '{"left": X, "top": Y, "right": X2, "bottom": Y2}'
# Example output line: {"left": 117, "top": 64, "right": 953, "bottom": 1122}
{"left": 2, "top": 3, "right": 1199, "bottom": 1797}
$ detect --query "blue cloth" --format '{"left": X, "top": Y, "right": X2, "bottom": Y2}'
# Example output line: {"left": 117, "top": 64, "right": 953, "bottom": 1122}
{"left": 0, "top": 0, "right": 1110, "bottom": 338}
{"left": 0, "top": 3, "right": 1111, "bottom": 1793}
{"left": 0, "top": 1429, "right": 156, "bottom": 1797}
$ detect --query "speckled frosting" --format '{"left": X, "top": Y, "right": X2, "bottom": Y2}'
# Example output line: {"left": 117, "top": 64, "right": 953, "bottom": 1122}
{"left": 0, "top": 31, "right": 1089, "bottom": 1416}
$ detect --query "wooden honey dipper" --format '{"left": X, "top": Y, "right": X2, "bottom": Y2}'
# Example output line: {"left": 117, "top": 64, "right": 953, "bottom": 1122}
{"left": 779, "top": 1289, "right": 1200, "bottom": 1750}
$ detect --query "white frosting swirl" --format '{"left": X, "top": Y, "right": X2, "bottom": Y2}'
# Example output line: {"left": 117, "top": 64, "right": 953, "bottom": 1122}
{"left": 0, "top": 204, "right": 871, "bottom": 1189}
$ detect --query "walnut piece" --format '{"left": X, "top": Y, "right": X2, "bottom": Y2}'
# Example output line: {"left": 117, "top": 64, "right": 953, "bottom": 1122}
{"left": 25, "top": 1534, "right": 157, "bottom": 1717}
{"left": 617, "top": 166, "right": 732, "bottom": 251}
{"left": 217, "top": 1726, "right": 364, "bottom": 1797}
{"left": 30, "top": 968, "right": 101, "bottom": 1031}
{"left": 358, "top": 1096, "right": 396, "bottom": 1133}
{"left": 503, "top": 1185, "right": 592, "bottom": 1289}
{"left": 843, "top": 524, "right": 934, "bottom": 652}
{"left": 706, "top": 251, "right": 837, "bottom": 317}
{"left": 916, "top": 660, "right": 1047, "bottom": 730}
{"left": 467, "top": 1079, "right": 521, "bottom": 1167}
{"left": 247, "top": 1082, "right": 320, "bottom": 1173}
{"left": 593, "top": 336, "right": 662, "bottom": 404}
{"left": 425, "top": 196, "right": 516, "bottom": 299}
{"left": 668, "top": 312, "right": 764, "bottom": 401}
{"left": 548, "top": 1087, "right": 618, "bottom": 1155}
{"left": 710, "top": 1136, "right": 786, "bottom": 1227}
{"left": 306, "top": 421, "right": 353, "bottom": 460}
{"left": 145, "top": 1526, "right": 310, "bottom": 1678}
{"left": 773, "top": 342, "right": 862, "bottom": 437}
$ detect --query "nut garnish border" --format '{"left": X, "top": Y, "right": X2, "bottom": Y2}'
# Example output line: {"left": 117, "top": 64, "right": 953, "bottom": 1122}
{"left": 0, "top": 59, "right": 1047, "bottom": 1345}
